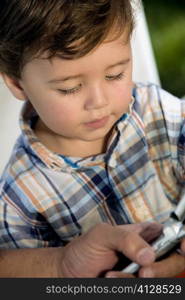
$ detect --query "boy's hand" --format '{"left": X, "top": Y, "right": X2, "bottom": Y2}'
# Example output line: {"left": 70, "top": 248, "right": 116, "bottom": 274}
{"left": 59, "top": 222, "right": 162, "bottom": 278}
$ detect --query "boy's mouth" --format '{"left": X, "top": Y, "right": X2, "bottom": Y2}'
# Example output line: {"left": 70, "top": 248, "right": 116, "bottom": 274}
{"left": 84, "top": 116, "right": 109, "bottom": 129}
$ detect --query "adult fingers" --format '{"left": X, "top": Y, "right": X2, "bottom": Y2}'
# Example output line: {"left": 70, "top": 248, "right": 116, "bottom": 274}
{"left": 102, "top": 224, "right": 156, "bottom": 267}
{"left": 118, "top": 222, "right": 163, "bottom": 238}
{"left": 180, "top": 238, "right": 185, "bottom": 254}
{"left": 139, "top": 252, "right": 185, "bottom": 278}
{"left": 139, "top": 222, "right": 163, "bottom": 242}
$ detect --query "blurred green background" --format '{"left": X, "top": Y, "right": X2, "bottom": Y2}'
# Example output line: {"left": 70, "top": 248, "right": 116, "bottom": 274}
{"left": 142, "top": 0, "right": 185, "bottom": 98}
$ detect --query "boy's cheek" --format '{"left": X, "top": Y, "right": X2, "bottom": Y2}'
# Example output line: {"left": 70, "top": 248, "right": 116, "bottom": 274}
{"left": 114, "top": 89, "right": 132, "bottom": 113}
{"left": 116, "top": 80, "right": 132, "bottom": 98}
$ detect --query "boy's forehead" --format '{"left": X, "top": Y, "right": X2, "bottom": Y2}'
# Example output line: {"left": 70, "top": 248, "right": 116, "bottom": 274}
{"left": 22, "top": 33, "right": 131, "bottom": 77}
{"left": 47, "top": 34, "right": 130, "bottom": 65}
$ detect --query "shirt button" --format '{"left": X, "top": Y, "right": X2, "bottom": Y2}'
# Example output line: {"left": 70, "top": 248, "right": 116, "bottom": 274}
{"left": 108, "top": 159, "right": 117, "bottom": 168}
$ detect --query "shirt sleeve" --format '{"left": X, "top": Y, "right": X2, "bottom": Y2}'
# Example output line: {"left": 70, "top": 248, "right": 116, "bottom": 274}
{"left": 158, "top": 87, "right": 185, "bottom": 184}
{"left": 136, "top": 84, "right": 185, "bottom": 186}
{"left": 0, "top": 186, "right": 63, "bottom": 249}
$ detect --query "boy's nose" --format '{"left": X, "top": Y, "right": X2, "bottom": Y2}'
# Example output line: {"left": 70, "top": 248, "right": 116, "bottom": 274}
{"left": 84, "top": 86, "right": 108, "bottom": 110}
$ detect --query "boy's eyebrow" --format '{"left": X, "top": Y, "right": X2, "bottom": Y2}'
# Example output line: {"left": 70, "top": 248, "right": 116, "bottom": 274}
{"left": 47, "top": 59, "right": 130, "bottom": 84}
{"left": 106, "top": 58, "right": 130, "bottom": 70}
{"left": 48, "top": 74, "right": 83, "bottom": 83}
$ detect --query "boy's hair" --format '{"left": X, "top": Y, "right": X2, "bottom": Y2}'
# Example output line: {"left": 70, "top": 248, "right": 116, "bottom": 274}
{"left": 0, "top": 0, "right": 135, "bottom": 79}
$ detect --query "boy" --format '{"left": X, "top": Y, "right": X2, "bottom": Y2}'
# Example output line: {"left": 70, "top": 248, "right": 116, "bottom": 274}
{"left": 0, "top": 0, "right": 185, "bottom": 277}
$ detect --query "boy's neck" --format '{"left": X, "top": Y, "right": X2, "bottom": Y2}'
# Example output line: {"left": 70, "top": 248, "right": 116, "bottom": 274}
{"left": 34, "top": 119, "right": 113, "bottom": 158}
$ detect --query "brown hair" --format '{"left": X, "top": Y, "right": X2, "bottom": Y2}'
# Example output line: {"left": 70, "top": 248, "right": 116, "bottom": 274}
{"left": 0, "top": 0, "right": 135, "bottom": 79}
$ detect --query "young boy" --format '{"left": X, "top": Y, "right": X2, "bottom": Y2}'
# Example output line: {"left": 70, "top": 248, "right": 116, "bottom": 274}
{"left": 0, "top": 0, "right": 185, "bottom": 277}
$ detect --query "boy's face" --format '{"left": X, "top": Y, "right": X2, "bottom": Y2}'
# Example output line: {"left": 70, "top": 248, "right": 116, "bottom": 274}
{"left": 16, "top": 32, "right": 133, "bottom": 155}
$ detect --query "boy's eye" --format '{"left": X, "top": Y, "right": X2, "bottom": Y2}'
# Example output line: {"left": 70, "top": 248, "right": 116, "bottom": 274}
{"left": 106, "top": 72, "right": 124, "bottom": 81}
{"left": 58, "top": 84, "right": 82, "bottom": 95}
{"left": 57, "top": 72, "right": 124, "bottom": 95}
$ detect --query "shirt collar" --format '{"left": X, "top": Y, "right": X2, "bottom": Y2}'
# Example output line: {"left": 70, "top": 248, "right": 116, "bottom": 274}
{"left": 19, "top": 95, "right": 136, "bottom": 172}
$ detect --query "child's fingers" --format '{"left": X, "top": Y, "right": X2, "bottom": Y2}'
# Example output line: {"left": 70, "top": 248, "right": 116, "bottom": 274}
{"left": 139, "top": 252, "right": 185, "bottom": 278}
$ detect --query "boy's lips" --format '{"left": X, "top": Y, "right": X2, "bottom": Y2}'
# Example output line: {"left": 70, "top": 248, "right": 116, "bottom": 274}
{"left": 84, "top": 116, "right": 109, "bottom": 129}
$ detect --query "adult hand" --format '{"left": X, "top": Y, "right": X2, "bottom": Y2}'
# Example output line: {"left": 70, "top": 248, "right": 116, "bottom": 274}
{"left": 59, "top": 222, "right": 162, "bottom": 277}
{"left": 138, "top": 238, "right": 185, "bottom": 277}
{"left": 104, "top": 233, "right": 185, "bottom": 278}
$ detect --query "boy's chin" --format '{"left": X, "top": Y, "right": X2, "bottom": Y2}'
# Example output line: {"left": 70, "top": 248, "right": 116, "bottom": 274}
{"left": 81, "top": 129, "right": 111, "bottom": 142}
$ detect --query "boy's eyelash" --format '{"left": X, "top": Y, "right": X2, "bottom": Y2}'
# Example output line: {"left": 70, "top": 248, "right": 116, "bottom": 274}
{"left": 58, "top": 72, "right": 124, "bottom": 95}
{"left": 58, "top": 85, "right": 81, "bottom": 95}
{"left": 106, "top": 72, "right": 124, "bottom": 81}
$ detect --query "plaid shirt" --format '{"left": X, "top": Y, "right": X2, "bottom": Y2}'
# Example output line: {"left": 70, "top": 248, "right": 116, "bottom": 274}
{"left": 0, "top": 83, "right": 185, "bottom": 249}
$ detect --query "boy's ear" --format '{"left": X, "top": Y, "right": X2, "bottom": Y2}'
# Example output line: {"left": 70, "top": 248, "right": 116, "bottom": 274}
{"left": 1, "top": 73, "right": 27, "bottom": 101}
